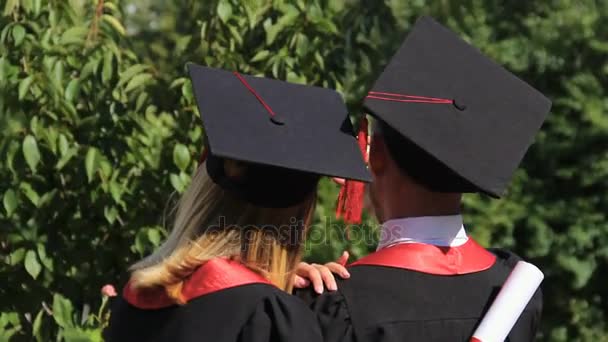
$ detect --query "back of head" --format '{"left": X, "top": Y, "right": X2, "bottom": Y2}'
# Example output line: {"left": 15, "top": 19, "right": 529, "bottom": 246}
{"left": 130, "top": 160, "right": 317, "bottom": 302}
{"left": 363, "top": 16, "right": 551, "bottom": 198}
{"left": 132, "top": 65, "right": 370, "bottom": 302}
{"left": 379, "top": 120, "right": 479, "bottom": 194}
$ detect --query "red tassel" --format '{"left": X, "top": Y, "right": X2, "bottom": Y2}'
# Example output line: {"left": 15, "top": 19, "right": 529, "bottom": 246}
{"left": 336, "top": 118, "right": 369, "bottom": 224}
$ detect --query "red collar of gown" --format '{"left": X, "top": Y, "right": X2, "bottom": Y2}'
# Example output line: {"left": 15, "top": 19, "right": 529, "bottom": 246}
{"left": 123, "top": 258, "right": 271, "bottom": 309}
{"left": 350, "top": 238, "right": 496, "bottom": 275}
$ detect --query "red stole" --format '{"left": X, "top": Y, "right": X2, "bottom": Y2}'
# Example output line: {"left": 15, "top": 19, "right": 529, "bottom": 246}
{"left": 350, "top": 238, "right": 496, "bottom": 275}
{"left": 123, "top": 258, "right": 271, "bottom": 309}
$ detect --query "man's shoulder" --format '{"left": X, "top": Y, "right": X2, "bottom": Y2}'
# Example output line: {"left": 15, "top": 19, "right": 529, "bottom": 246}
{"left": 488, "top": 247, "right": 523, "bottom": 264}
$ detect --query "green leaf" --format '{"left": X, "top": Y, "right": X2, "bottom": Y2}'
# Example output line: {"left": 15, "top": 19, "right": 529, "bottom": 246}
{"left": 38, "top": 189, "right": 57, "bottom": 208}
{"left": 9, "top": 248, "right": 25, "bottom": 265}
{"left": 265, "top": 5, "right": 299, "bottom": 45}
{"left": 179, "top": 171, "right": 191, "bottom": 189}
{"left": 32, "top": 310, "right": 43, "bottom": 341}
{"left": 6, "top": 141, "right": 19, "bottom": 176}
{"left": 99, "top": 158, "right": 112, "bottom": 179}
{"left": 37, "top": 243, "right": 53, "bottom": 271}
{"left": 20, "top": 0, "right": 33, "bottom": 12}
{"left": 133, "top": 230, "right": 147, "bottom": 255}
{"left": 313, "top": 18, "right": 338, "bottom": 34}
{"left": 20, "top": 182, "right": 40, "bottom": 206}
{"left": 65, "top": 78, "right": 80, "bottom": 103}
{"left": 295, "top": 33, "right": 310, "bottom": 57}
{"left": 109, "top": 180, "right": 124, "bottom": 205}
{"left": 3, "top": 189, "right": 17, "bottom": 216}
{"left": 175, "top": 35, "right": 192, "bottom": 54}
{"left": 251, "top": 50, "right": 270, "bottom": 62}
{"left": 56, "top": 147, "right": 77, "bottom": 170}
{"left": 60, "top": 26, "right": 88, "bottom": 45}
{"left": 182, "top": 81, "right": 194, "bottom": 103}
{"left": 125, "top": 73, "right": 152, "bottom": 92}
{"left": 104, "top": 206, "right": 118, "bottom": 224}
{"left": 22, "top": 135, "right": 41, "bottom": 173}
{"left": 58, "top": 134, "right": 69, "bottom": 156}
{"left": 48, "top": 7, "right": 57, "bottom": 26}
{"left": 170, "top": 173, "right": 185, "bottom": 193}
{"left": 228, "top": 26, "right": 243, "bottom": 46}
{"left": 81, "top": 57, "right": 101, "bottom": 80}
{"left": 18, "top": 76, "right": 34, "bottom": 100}
{"left": 102, "top": 14, "right": 126, "bottom": 36}
{"left": 147, "top": 229, "right": 161, "bottom": 246}
{"left": 217, "top": 0, "right": 233, "bottom": 23}
{"left": 44, "top": 126, "right": 58, "bottom": 155}
{"left": 85, "top": 147, "right": 100, "bottom": 183}
{"left": 103, "top": 1, "right": 119, "bottom": 13}
{"left": 173, "top": 144, "right": 190, "bottom": 171}
{"left": 63, "top": 327, "right": 101, "bottom": 341}
{"left": 287, "top": 71, "right": 306, "bottom": 84}
{"left": 3, "top": 0, "right": 18, "bottom": 15}
{"left": 24, "top": 250, "right": 42, "bottom": 279}
{"left": 54, "top": 61, "right": 64, "bottom": 90}
{"left": 33, "top": 0, "right": 41, "bottom": 16}
{"left": 169, "top": 77, "right": 186, "bottom": 89}
{"left": 135, "top": 92, "right": 148, "bottom": 111}
{"left": 117, "top": 64, "right": 149, "bottom": 88}
{"left": 30, "top": 116, "right": 40, "bottom": 137}
{"left": 52, "top": 294, "right": 73, "bottom": 328}
{"left": 314, "top": 51, "right": 325, "bottom": 70}
{"left": 265, "top": 24, "right": 282, "bottom": 45}
{"left": 12, "top": 25, "right": 25, "bottom": 46}
{"left": 102, "top": 50, "right": 113, "bottom": 84}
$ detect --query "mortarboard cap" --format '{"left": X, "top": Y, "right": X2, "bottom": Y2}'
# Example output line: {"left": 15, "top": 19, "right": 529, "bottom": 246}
{"left": 364, "top": 16, "right": 552, "bottom": 197}
{"left": 188, "top": 64, "right": 370, "bottom": 208}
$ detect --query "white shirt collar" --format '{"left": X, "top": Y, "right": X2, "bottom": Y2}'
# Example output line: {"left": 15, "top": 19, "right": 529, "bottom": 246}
{"left": 377, "top": 215, "right": 468, "bottom": 251}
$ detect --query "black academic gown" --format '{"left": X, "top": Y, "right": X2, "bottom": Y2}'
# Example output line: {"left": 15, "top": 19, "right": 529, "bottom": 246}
{"left": 300, "top": 240, "right": 542, "bottom": 342}
{"left": 105, "top": 258, "right": 322, "bottom": 342}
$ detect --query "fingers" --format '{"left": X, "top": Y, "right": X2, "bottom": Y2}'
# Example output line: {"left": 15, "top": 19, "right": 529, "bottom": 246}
{"left": 336, "top": 251, "right": 349, "bottom": 266}
{"left": 332, "top": 177, "right": 346, "bottom": 186}
{"left": 293, "top": 275, "right": 310, "bottom": 288}
{"left": 294, "top": 259, "right": 351, "bottom": 294}
{"left": 324, "top": 262, "right": 350, "bottom": 279}
{"left": 312, "top": 263, "right": 337, "bottom": 292}
{"left": 295, "top": 262, "right": 324, "bottom": 294}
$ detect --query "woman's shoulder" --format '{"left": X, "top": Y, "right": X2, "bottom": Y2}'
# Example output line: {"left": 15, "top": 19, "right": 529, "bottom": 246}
{"left": 106, "top": 283, "right": 294, "bottom": 342}
{"left": 269, "top": 287, "right": 313, "bottom": 317}
{"left": 217, "top": 283, "right": 316, "bottom": 318}
{"left": 181, "top": 285, "right": 321, "bottom": 342}
{"left": 239, "top": 286, "right": 322, "bottom": 342}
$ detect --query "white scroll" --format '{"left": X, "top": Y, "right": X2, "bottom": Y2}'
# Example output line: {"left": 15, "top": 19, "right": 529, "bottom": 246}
{"left": 471, "top": 261, "right": 544, "bottom": 342}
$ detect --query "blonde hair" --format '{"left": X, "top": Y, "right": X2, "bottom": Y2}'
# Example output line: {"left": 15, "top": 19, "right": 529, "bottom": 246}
{"left": 130, "top": 160, "right": 316, "bottom": 303}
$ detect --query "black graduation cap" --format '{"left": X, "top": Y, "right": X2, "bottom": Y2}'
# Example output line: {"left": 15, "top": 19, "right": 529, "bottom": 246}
{"left": 188, "top": 64, "right": 370, "bottom": 208}
{"left": 364, "top": 16, "right": 552, "bottom": 197}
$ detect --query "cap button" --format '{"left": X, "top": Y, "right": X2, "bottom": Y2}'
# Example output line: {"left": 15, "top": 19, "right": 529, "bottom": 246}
{"left": 270, "top": 114, "right": 286, "bottom": 126}
{"left": 452, "top": 100, "right": 467, "bottom": 111}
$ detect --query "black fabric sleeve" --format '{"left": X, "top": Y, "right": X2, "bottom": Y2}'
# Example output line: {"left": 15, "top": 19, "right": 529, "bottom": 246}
{"left": 507, "top": 286, "right": 543, "bottom": 342}
{"left": 238, "top": 292, "right": 323, "bottom": 342}
{"left": 297, "top": 288, "right": 355, "bottom": 342}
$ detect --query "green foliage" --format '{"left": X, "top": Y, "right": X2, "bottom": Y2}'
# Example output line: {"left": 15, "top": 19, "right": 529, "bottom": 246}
{"left": 1, "top": 0, "right": 607, "bottom": 341}
{"left": 1, "top": 0, "right": 184, "bottom": 339}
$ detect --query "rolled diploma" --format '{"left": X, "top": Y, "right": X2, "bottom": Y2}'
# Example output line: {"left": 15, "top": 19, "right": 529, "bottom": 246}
{"left": 471, "top": 261, "right": 544, "bottom": 342}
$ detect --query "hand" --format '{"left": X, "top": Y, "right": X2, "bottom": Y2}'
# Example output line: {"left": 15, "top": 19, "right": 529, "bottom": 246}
{"left": 293, "top": 251, "right": 350, "bottom": 294}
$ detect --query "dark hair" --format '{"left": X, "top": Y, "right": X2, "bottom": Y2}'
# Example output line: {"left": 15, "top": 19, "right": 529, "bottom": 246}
{"left": 206, "top": 154, "right": 320, "bottom": 208}
{"left": 379, "top": 120, "right": 479, "bottom": 193}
